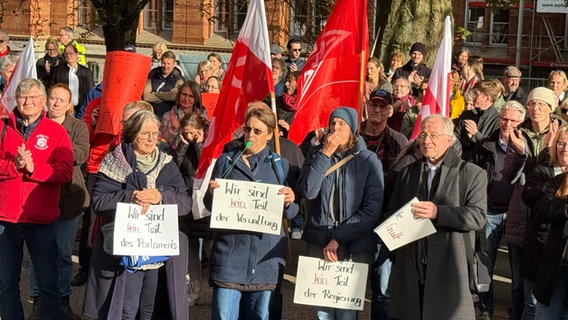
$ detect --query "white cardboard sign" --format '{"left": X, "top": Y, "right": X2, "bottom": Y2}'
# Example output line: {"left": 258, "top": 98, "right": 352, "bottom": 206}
{"left": 210, "top": 179, "right": 284, "bottom": 235}
{"left": 294, "top": 256, "right": 368, "bottom": 310}
{"left": 374, "top": 197, "right": 437, "bottom": 251}
{"left": 113, "top": 202, "right": 180, "bottom": 256}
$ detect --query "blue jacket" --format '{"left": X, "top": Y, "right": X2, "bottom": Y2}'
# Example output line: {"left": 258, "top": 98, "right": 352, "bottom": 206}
{"left": 207, "top": 146, "right": 299, "bottom": 286}
{"left": 298, "top": 137, "right": 384, "bottom": 256}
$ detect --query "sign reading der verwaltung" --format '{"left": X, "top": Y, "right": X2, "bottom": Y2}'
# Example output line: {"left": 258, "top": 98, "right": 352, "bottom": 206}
{"left": 113, "top": 202, "right": 180, "bottom": 256}
{"left": 210, "top": 179, "right": 284, "bottom": 235}
{"left": 374, "top": 197, "right": 436, "bottom": 251}
{"left": 294, "top": 256, "right": 368, "bottom": 310}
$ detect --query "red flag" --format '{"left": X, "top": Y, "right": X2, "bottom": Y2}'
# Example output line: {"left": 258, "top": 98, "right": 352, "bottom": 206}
{"left": 0, "top": 37, "right": 37, "bottom": 118}
{"left": 287, "top": 0, "right": 368, "bottom": 144}
{"left": 410, "top": 16, "right": 452, "bottom": 139}
{"left": 192, "top": 0, "right": 273, "bottom": 218}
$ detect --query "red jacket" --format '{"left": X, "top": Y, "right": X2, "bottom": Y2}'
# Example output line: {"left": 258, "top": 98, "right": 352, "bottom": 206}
{"left": 0, "top": 112, "right": 74, "bottom": 224}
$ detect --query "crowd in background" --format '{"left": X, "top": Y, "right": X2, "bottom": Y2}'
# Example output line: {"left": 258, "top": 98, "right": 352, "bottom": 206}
{"left": 2, "top": 26, "right": 568, "bottom": 320}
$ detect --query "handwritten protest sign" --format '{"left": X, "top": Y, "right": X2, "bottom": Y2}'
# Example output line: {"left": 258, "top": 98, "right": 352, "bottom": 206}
{"left": 374, "top": 197, "right": 436, "bottom": 251}
{"left": 113, "top": 203, "right": 180, "bottom": 256}
{"left": 294, "top": 256, "right": 368, "bottom": 310}
{"left": 210, "top": 179, "right": 284, "bottom": 235}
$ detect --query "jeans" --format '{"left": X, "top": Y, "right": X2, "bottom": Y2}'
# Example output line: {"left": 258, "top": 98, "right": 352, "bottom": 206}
{"left": 122, "top": 269, "right": 159, "bottom": 320}
{"left": 508, "top": 243, "right": 525, "bottom": 320}
{"left": 522, "top": 278, "right": 537, "bottom": 320}
{"left": 0, "top": 222, "right": 63, "bottom": 320}
{"left": 211, "top": 287, "right": 271, "bottom": 320}
{"left": 371, "top": 243, "right": 392, "bottom": 320}
{"left": 29, "top": 215, "right": 81, "bottom": 297}
{"left": 316, "top": 306, "right": 359, "bottom": 320}
{"left": 535, "top": 266, "right": 568, "bottom": 320}
{"left": 479, "top": 212, "right": 506, "bottom": 315}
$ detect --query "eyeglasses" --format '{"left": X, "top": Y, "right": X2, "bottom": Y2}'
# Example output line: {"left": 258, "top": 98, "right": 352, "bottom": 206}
{"left": 16, "top": 95, "right": 43, "bottom": 103}
{"left": 417, "top": 132, "right": 449, "bottom": 141}
{"left": 557, "top": 142, "right": 568, "bottom": 149}
{"left": 291, "top": 49, "right": 301, "bottom": 52}
{"left": 243, "top": 126, "right": 266, "bottom": 135}
{"left": 139, "top": 131, "right": 160, "bottom": 139}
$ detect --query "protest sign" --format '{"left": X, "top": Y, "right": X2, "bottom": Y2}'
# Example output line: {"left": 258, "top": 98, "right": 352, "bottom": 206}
{"left": 113, "top": 203, "right": 180, "bottom": 256}
{"left": 210, "top": 179, "right": 284, "bottom": 235}
{"left": 374, "top": 197, "right": 436, "bottom": 251}
{"left": 294, "top": 256, "right": 368, "bottom": 310}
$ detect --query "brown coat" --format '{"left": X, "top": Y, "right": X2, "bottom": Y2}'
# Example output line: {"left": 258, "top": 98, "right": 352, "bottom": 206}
{"left": 58, "top": 115, "right": 90, "bottom": 219}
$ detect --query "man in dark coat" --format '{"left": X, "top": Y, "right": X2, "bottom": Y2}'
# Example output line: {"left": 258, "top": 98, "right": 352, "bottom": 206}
{"left": 386, "top": 114, "right": 487, "bottom": 320}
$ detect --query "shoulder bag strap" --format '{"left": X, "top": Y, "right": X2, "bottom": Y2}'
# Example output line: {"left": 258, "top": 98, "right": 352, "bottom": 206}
{"left": 325, "top": 154, "right": 355, "bottom": 177}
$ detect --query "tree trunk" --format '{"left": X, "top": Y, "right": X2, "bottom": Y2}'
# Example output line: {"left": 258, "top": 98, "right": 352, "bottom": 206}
{"left": 376, "top": 0, "right": 452, "bottom": 67}
{"left": 91, "top": 0, "right": 150, "bottom": 52}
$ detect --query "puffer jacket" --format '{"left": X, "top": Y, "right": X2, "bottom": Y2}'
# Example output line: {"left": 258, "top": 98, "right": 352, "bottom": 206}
{"left": 298, "top": 136, "right": 384, "bottom": 256}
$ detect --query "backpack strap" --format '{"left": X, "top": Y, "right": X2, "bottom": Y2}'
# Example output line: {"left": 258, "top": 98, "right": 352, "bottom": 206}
{"left": 268, "top": 151, "right": 286, "bottom": 185}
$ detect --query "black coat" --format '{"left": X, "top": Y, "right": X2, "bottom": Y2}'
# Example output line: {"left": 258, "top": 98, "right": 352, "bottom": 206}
{"left": 49, "top": 63, "right": 94, "bottom": 111}
{"left": 532, "top": 172, "right": 568, "bottom": 306}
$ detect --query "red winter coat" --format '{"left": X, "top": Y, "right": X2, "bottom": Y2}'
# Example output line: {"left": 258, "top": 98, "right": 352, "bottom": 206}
{"left": 0, "top": 112, "right": 73, "bottom": 224}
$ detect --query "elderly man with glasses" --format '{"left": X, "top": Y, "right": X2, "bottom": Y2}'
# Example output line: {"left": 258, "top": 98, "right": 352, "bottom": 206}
{"left": 0, "top": 78, "right": 74, "bottom": 320}
{"left": 58, "top": 26, "right": 87, "bottom": 66}
{"left": 386, "top": 114, "right": 487, "bottom": 320}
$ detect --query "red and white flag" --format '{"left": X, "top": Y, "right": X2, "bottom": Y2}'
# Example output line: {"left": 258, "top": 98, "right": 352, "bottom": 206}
{"left": 192, "top": 0, "right": 273, "bottom": 218}
{"left": 287, "top": 0, "right": 368, "bottom": 144}
{"left": 0, "top": 37, "right": 37, "bottom": 118}
{"left": 410, "top": 16, "right": 452, "bottom": 139}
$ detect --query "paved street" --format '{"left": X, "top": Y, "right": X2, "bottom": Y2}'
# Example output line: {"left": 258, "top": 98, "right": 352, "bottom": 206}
{"left": 16, "top": 238, "right": 513, "bottom": 319}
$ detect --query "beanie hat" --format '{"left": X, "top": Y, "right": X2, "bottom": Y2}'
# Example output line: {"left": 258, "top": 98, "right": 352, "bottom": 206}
{"left": 329, "top": 107, "right": 358, "bottom": 135}
{"left": 409, "top": 42, "right": 426, "bottom": 56}
{"left": 270, "top": 44, "right": 282, "bottom": 55}
{"left": 528, "top": 87, "right": 557, "bottom": 111}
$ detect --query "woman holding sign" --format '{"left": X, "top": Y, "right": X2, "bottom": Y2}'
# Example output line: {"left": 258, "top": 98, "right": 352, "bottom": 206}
{"left": 297, "top": 107, "right": 384, "bottom": 320}
{"left": 206, "top": 106, "right": 298, "bottom": 320}
{"left": 83, "top": 110, "right": 190, "bottom": 320}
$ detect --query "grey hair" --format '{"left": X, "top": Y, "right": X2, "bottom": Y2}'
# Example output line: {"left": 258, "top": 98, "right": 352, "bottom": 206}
{"left": 0, "top": 30, "right": 8, "bottom": 42}
{"left": 500, "top": 100, "right": 526, "bottom": 119}
{"left": 421, "top": 114, "right": 455, "bottom": 140}
{"left": 16, "top": 78, "right": 47, "bottom": 98}
{"left": 122, "top": 110, "right": 160, "bottom": 144}
{"left": 0, "top": 55, "right": 16, "bottom": 72}
{"left": 59, "top": 27, "right": 74, "bottom": 37}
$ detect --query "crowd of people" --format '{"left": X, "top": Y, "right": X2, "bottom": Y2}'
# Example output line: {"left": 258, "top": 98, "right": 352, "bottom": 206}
{"left": 1, "top": 27, "right": 568, "bottom": 320}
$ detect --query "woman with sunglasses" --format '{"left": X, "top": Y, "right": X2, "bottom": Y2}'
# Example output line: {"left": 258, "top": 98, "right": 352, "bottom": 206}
{"left": 206, "top": 106, "right": 298, "bottom": 320}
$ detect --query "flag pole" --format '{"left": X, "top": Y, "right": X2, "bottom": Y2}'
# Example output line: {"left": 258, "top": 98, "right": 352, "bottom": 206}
{"left": 357, "top": 50, "right": 366, "bottom": 133}
{"left": 270, "top": 92, "right": 281, "bottom": 155}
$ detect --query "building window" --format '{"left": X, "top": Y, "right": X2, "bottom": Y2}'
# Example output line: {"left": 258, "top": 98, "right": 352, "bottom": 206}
{"left": 162, "top": 0, "right": 174, "bottom": 31}
{"left": 490, "top": 9, "right": 509, "bottom": 46}
{"left": 465, "top": 1, "right": 510, "bottom": 46}
{"left": 144, "top": 0, "right": 159, "bottom": 33}
{"left": 213, "top": 0, "right": 248, "bottom": 37}
{"left": 289, "top": 1, "right": 331, "bottom": 43}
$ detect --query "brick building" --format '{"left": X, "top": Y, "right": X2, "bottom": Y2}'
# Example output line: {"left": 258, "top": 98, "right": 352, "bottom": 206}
{"left": 2, "top": 0, "right": 567, "bottom": 79}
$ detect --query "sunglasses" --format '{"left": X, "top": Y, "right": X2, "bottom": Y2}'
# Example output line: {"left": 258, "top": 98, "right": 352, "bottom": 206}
{"left": 243, "top": 126, "right": 266, "bottom": 135}
{"left": 291, "top": 49, "right": 301, "bottom": 52}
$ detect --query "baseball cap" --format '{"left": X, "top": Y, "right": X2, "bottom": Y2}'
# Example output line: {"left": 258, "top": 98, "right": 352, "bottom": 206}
{"left": 503, "top": 66, "right": 521, "bottom": 78}
{"left": 270, "top": 44, "right": 282, "bottom": 55}
{"left": 370, "top": 89, "right": 393, "bottom": 105}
